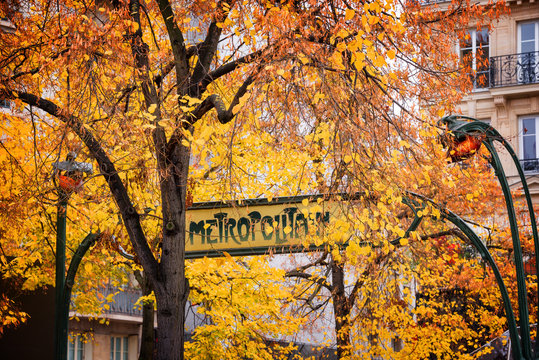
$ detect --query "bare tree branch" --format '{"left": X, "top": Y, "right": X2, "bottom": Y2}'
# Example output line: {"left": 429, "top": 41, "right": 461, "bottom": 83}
{"left": 199, "top": 48, "right": 264, "bottom": 95}
{"left": 4, "top": 89, "right": 160, "bottom": 286}
{"left": 156, "top": 0, "right": 190, "bottom": 94}
{"left": 285, "top": 270, "right": 332, "bottom": 291}
{"left": 189, "top": 0, "right": 236, "bottom": 98}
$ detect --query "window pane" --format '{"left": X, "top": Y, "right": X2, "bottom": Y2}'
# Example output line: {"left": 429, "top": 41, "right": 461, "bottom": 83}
{"left": 476, "top": 29, "right": 489, "bottom": 46}
{"left": 111, "top": 337, "right": 115, "bottom": 360}
{"left": 69, "top": 339, "right": 75, "bottom": 360}
{"left": 522, "top": 41, "right": 535, "bottom": 54}
{"left": 476, "top": 72, "right": 489, "bottom": 88}
{"left": 123, "top": 337, "right": 128, "bottom": 360}
{"left": 460, "top": 30, "right": 473, "bottom": 48}
{"left": 523, "top": 118, "right": 535, "bottom": 134}
{"left": 523, "top": 136, "right": 536, "bottom": 159}
{"left": 77, "top": 340, "right": 83, "bottom": 360}
{"left": 461, "top": 48, "right": 472, "bottom": 57}
{"left": 521, "top": 23, "right": 535, "bottom": 42}
{"left": 116, "top": 337, "right": 121, "bottom": 360}
{"left": 477, "top": 49, "right": 489, "bottom": 71}
{"left": 520, "top": 22, "right": 536, "bottom": 54}
{"left": 460, "top": 48, "right": 473, "bottom": 70}
{"left": 521, "top": 118, "right": 538, "bottom": 167}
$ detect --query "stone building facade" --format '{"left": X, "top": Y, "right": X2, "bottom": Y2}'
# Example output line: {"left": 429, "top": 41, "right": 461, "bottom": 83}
{"left": 454, "top": 0, "right": 539, "bottom": 195}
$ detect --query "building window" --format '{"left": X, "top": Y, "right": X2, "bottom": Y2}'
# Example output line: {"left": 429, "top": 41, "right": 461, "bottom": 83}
{"left": 391, "top": 336, "right": 403, "bottom": 352}
{"left": 518, "top": 20, "right": 539, "bottom": 84}
{"left": 110, "top": 336, "right": 128, "bottom": 360}
{"left": 520, "top": 115, "right": 539, "bottom": 172}
{"left": 68, "top": 334, "right": 84, "bottom": 360}
{"left": 460, "top": 28, "right": 490, "bottom": 89}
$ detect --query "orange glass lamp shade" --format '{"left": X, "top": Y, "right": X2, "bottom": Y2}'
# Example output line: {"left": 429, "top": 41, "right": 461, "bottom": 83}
{"left": 447, "top": 134, "right": 485, "bottom": 162}
{"left": 58, "top": 174, "right": 83, "bottom": 192}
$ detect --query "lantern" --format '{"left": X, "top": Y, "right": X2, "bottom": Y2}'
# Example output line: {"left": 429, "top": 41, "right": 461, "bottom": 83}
{"left": 448, "top": 134, "right": 485, "bottom": 162}
{"left": 52, "top": 152, "right": 93, "bottom": 194}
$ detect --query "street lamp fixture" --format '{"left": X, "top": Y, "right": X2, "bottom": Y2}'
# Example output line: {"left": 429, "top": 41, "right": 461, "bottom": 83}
{"left": 52, "top": 153, "right": 96, "bottom": 360}
{"left": 441, "top": 131, "right": 485, "bottom": 162}
{"left": 53, "top": 152, "right": 93, "bottom": 194}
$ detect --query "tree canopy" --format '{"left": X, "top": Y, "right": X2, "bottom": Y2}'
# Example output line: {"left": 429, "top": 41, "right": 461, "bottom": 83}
{"left": 0, "top": 0, "right": 523, "bottom": 359}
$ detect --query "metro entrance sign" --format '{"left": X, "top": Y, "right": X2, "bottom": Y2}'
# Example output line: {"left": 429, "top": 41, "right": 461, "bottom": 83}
{"left": 185, "top": 194, "right": 353, "bottom": 259}
{"left": 184, "top": 116, "right": 539, "bottom": 359}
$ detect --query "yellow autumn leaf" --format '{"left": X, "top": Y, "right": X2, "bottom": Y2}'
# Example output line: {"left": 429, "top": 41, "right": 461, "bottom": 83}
{"left": 312, "top": 92, "right": 326, "bottom": 104}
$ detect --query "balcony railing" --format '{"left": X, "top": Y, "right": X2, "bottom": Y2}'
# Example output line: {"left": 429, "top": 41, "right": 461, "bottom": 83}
{"left": 490, "top": 51, "right": 539, "bottom": 88}
{"left": 520, "top": 158, "right": 539, "bottom": 173}
{"left": 70, "top": 286, "right": 143, "bottom": 316}
{"left": 101, "top": 286, "right": 143, "bottom": 316}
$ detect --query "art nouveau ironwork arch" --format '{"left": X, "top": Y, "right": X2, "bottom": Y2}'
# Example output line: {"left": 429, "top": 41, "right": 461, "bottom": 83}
{"left": 404, "top": 115, "right": 539, "bottom": 360}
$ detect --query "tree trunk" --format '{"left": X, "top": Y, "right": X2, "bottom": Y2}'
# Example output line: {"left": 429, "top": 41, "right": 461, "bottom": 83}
{"left": 331, "top": 260, "right": 351, "bottom": 359}
{"left": 134, "top": 271, "right": 155, "bottom": 360}
{"left": 153, "top": 142, "right": 190, "bottom": 360}
{"left": 154, "top": 290, "right": 186, "bottom": 360}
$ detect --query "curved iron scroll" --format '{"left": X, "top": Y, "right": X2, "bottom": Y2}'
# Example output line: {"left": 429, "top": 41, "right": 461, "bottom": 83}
{"left": 402, "top": 192, "right": 524, "bottom": 359}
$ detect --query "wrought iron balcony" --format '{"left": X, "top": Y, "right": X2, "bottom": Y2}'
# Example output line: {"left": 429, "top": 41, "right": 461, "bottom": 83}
{"left": 70, "top": 286, "right": 143, "bottom": 316}
{"left": 101, "top": 286, "right": 143, "bottom": 316}
{"left": 520, "top": 158, "right": 539, "bottom": 173}
{"left": 490, "top": 51, "right": 539, "bottom": 88}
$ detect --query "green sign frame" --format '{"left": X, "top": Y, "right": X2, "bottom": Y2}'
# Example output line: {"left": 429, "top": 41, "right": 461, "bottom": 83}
{"left": 185, "top": 194, "right": 358, "bottom": 259}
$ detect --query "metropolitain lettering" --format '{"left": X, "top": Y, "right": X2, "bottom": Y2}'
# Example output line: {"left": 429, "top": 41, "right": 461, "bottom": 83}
{"left": 188, "top": 207, "right": 330, "bottom": 246}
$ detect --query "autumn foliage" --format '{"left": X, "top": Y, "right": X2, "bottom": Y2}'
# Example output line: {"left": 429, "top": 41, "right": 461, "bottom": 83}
{"left": 0, "top": 0, "right": 528, "bottom": 359}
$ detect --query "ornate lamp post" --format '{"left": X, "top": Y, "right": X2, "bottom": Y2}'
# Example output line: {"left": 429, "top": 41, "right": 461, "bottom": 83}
{"left": 435, "top": 115, "right": 539, "bottom": 360}
{"left": 52, "top": 153, "right": 96, "bottom": 360}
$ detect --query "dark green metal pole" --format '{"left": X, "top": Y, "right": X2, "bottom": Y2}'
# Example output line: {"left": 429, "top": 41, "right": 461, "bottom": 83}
{"left": 445, "top": 211, "right": 526, "bottom": 359}
{"left": 55, "top": 196, "right": 68, "bottom": 360}
{"left": 404, "top": 192, "right": 526, "bottom": 359}
{"left": 62, "top": 233, "right": 100, "bottom": 328}
{"left": 497, "top": 137, "right": 539, "bottom": 357}
{"left": 483, "top": 139, "right": 533, "bottom": 359}
{"left": 439, "top": 115, "right": 539, "bottom": 360}
{"left": 54, "top": 201, "right": 99, "bottom": 360}
{"left": 52, "top": 155, "right": 93, "bottom": 360}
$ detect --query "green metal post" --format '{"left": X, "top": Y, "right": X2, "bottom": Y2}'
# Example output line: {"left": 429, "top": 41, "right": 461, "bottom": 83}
{"left": 63, "top": 233, "right": 99, "bottom": 328}
{"left": 52, "top": 155, "right": 93, "bottom": 360}
{"left": 404, "top": 192, "right": 525, "bottom": 359}
{"left": 439, "top": 115, "right": 539, "bottom": 360}
{"left": 483, "top": 140, "right": 533, "bottom": 359}
{"left": 55, "top": 196, "right": 68, "bottom": 360}
{"left": 497, "top": 137, "right": 539, "bottom": 357}
{"left": 446, "top": 212, "right": 526, "bottom": 359}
